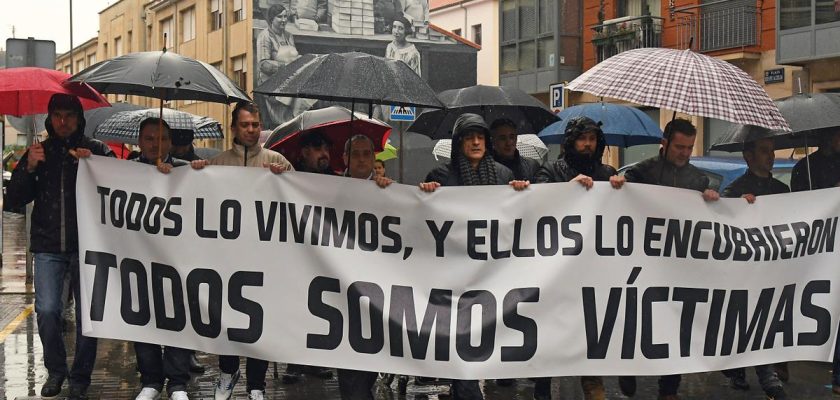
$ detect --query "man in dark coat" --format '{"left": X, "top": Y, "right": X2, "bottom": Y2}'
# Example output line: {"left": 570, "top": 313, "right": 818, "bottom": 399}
{"left": 169, "top": 130, "right": 203, "bottom": 162}
{"left": 790, "top": 129, "right": 840, "bottom": 192}
{"left": 418, "top": 113, "right": 528, "bottom": 400}
{"left": 718, "top": 137, "right": 789, "bottom": 400}
{"left": 531, "top": 116, "right": 622, "bottom": 400}
{"left": 618, "top": 118, "right": 718, "bottom": 400}
{"left": 491, "top": 118, "right": 541, "bottom": 181}
{"left": 5, "top": 93, "right": 114, "bottom": 400}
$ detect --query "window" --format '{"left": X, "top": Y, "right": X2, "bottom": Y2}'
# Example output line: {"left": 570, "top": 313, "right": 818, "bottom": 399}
{"left": 114, "top": 37, "right": 123, "bottom": 57}
{"left": 161, "top": 18, "right": 173, "bottom": 48}
{"left": 502, "top": 0, "right": 516, "bottom": 41}
{"left": 103, "top": 43, "right": 108, "bottom": 58}
{"left": 88, "top": 54, "right": 96, "bottom": 66}
{"left": 181, "top": 8, "right": 196, "bottom": 42}
{"left": 233, "top": 0, "right": 246, "bottom": 22}
{"left": 232, "top": 55, "right": 247, "bottom": 90}
{"left": 501, "top": 44, "right": 518, "bottom": 73}
{"left": 76, "top": 59, "right": 85, "bottom": 72}
{"left": 816, "top": 0, "right": 840, "bottom": 24}
{"left": 127, "top": 31, "right": 132, "bottom": 53}
{"left": 519, "top": 0, "right": 536, "bottom": 38}
{"left": 211, "top": 61, "right": 223, "bottom": 72}
{"left": 452, "top": 28, "right": 462, "bottom": 36}
{"left": 539, "top": 0, "right": 553, "bottom": 33}
{"left": 537, "top": 37, "right": 554, "bottom": 67}
{"left": 500, "top": 0, "right": 556, "bottom": 75}
{"left": 210, "top": 0, "right": 223, "bottom": 31}
{"left": 471, "top": 24, "right": 482, "bottom": 45}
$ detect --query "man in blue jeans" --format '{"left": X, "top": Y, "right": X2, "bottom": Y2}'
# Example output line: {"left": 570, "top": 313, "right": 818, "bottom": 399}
{"left": 5, "top": 93, "right": 114, "bottom": 399}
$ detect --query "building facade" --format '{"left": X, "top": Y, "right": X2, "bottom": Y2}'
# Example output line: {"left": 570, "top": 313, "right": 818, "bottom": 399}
{"left": 430, "top": 0, "right": 498, "bottom": 84}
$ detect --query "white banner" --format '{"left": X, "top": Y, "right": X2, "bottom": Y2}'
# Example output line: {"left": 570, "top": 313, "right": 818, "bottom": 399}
{"left": 77, "top": 156, "right": 840, "bottom": 379}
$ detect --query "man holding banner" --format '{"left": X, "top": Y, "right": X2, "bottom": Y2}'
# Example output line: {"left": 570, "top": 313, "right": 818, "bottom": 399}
{"left": 619, "top": 118, "right": 718, "bottom": 400}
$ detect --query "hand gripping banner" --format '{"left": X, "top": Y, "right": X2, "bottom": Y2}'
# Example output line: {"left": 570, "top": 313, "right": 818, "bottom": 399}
{"left": 76, "top": 156, "right": 840, "bottom": 379}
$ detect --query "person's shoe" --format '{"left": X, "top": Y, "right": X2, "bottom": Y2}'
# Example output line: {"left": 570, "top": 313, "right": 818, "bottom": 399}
{"left": 40, "top": 374, "right": 65, "bottom": 398}
{"left": 135, "top": 387, "right": 161, "bottom": 400}
{"left": 729, "top": 375, "right": 750, "bottom": 391}
{"left": 765, "top": 386, "right": 788, "bottom": 400}
{"left": 169, "top": 390, "right": 189, "bottom": 400}
{"left": 496, "top": 378, "right": 514, "bottom": 387}
{"left": 248, "top": 389, "right": 265, "bottom": 400}
{"left": 214, "top": 370, "right": 240, "bottom": 400}
{"left": 189, "top": 353, "right": 206, "bottom": 374}
{"left": 775, "top": 363, "right": 790, "bottom": 382}
{"left": 67, "top": 385, "right": 88, "bottom": 400}
{"left": 618, "top": 376, "right": 637, "bottom": 397}
{"left": 658, "top": 395, "right": 679, "bottom": 400}
{"left": 281, "top": 371, "right": 301, "bottom": 384}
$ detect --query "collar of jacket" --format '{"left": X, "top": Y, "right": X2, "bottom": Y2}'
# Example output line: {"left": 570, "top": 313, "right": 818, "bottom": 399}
{"left": 657, "top": 151, "right": 690, "bottom": 170}
{"left": 136, "top": 154, "right": 174, "bottom": 165}
{"left": 231, "top": 139, "right": 263, "bottom": 159}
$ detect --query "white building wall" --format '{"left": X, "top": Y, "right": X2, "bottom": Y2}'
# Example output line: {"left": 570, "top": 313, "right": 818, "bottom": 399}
{"left": 431, "top": 0, "right": 499, "bottom": 85}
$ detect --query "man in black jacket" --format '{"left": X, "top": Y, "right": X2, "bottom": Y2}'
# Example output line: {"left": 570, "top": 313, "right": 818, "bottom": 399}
{"left": 531, "top": 116, "right": 622, "bottom": 400}
{"left": 418, "top": 113, "right": 527, "bottom": 400}
{"left": 790, "top": 129, "right": 840, "bottom": 192}
{"left": 491, "top": 118, "right": 541, "bottom": 181}
{"left": 5, "top": 94, "right": 114, "bottom": 400}
{"left": 718, "top": 137, "right": 789, "bottom": 400}
{"left": 618, "top": 118, "right": 718, "bottom": 400}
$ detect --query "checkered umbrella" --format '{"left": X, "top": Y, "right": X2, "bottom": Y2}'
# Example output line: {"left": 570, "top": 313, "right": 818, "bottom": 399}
{"left": 566, "top": 48, "right": 790, "bottom": 131}
{"left": 433, "top": 134, "right": 548, "bottom": 161}
{"left": 94, "top": 108, "right": 223, "bottom": 145}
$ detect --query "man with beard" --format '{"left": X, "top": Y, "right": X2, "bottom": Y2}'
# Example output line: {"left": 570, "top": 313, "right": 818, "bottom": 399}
{"left": 418, "top": 113, "right": 528, "bottom": 400}
{"left": 618, "top": 118, "right": 718, "bottom": 400}
{"left": 491, "top": 118, "right": 541, "bottom": 181}
{"left": 5, "top": 93, "right": 114, "bottom": 400}
{"left": 719, "top": 137, "right": 789, "bottom": 400}
{"left": 531, "top": 116, "right": 623, "bottom": 400}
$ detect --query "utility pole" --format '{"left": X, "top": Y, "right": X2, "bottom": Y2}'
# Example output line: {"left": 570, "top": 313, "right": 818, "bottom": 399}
{"left": 69, "top": 0, "right": 74, "bottom": 73}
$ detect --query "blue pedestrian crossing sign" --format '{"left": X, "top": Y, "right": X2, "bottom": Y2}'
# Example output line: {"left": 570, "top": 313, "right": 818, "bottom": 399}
{"left": 390, "top": 105, "right": 416, "bottom": 121}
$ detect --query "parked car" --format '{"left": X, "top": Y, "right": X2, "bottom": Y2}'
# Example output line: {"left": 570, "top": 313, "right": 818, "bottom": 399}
{"left": 619, "top": 156, "right": 797, "bottom": 193}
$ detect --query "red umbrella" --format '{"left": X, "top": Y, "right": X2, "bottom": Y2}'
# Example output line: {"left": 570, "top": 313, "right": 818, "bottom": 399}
{"left": 0, "top": 67, "right": 110, "bottom": 117}
{"left": 106, "top": 141, "right": 132, "bottom": 159}
{"left": 265, "top": 106, "right": 392, "bottom": 172}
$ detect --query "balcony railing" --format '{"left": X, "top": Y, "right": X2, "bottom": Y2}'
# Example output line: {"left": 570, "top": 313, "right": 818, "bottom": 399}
{"left": 675, "top": 0, "right": 761, "bottom": 52}
{"left": 592, "top": 16, "right": 664, "bottom": 63}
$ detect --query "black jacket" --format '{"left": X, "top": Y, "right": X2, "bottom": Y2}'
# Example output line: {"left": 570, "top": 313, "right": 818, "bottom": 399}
{"left": 722, "top": 170, "right": 789, "bottom": 198}
{"left": 790, "top": 151, "right": 840, "bottom": 191}
{"left": 533, "top": 158, "right": 616, "bottom": 183}
{"left": 171, "top": 145, "right": 202, "bottom": 162}
{"left": 134, "top": 154, "right": 189, "bottom": 168}
{"left": 495, "top": 152, "right": 541, "bottom": 181}
{"left": 425, "top": 162, "right": 515, "bottom": 187}
{"left": 5, "top": 130, "right": 114, "bottom": 253}
{"left": 624, "top": 155, "right": 710, "bottom": 192}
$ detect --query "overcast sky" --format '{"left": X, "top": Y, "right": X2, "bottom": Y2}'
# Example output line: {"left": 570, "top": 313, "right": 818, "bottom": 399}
{"left": 0, "top": 0, "right": 114, "bottom": 55}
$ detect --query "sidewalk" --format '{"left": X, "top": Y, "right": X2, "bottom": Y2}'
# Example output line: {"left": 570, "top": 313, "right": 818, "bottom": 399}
{"left": 1, "top": 212, "right": 838, "bottom": 399}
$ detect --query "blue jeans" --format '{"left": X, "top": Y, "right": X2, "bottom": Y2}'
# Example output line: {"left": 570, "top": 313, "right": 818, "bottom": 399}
{"left": 219, "top": 355, "right": 269, "bottom": 391}
{"left": 34, "top": 252, "right": 98, "bottom": 387}
{"left": 134, "top": 343, "right": 191, "bottom": 393}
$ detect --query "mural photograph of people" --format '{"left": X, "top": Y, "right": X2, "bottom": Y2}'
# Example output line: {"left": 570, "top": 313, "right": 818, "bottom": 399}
{"left": 385, "top": 15, "right": 421, "bottom": 77}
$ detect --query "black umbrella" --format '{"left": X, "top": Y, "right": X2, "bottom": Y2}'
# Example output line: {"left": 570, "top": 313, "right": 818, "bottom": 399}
{"left": 709, "top": 125, "right": 807, "bottom": 152}
{"left": 69, "top": 50, "right": 251, "bottom": 103}
{"left": 407, "top": 85, "right": 559, "bottom": 140}
{"left": 253, "top": 52, "right": 444, "bottom": 110}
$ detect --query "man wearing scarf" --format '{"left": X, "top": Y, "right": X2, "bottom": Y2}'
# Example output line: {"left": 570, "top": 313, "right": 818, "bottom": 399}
{"left": 418, "top": 113, "right": 528, "bottom": 400}
{"left": 531, "top": 116, "right": 621, "bottom": 400}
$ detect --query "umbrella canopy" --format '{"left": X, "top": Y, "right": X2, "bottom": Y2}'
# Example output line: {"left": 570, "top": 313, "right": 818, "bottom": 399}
{"left": 433, "top": 134, "right": 548, "bottom": 161}
{"left": 0, "top": 67, "right": 110, "bottom": 117}
{"left": 265, "top": 106, "right": 392, "bottom": 171}
{"left": 94, "top": 108, "right": 224, "bottom": 145}
{"left": 69, "top": 51, "right": 251, "bottom": 103}
{"left": 83, "top": 102, "right": 146, "bottom": 137}
{"left": 408, "top": 85, "right": 559, "bottom": 140}
{"left": 253, "top": 52, "right": 444, "bottom": 109}
{"left": 774, "top": 93, "right": 840, "bottom": 134}
{"left": 709, "top": 124, "right": 806, "bottom": 152}
{"left": 539, "top": 103, "right": 663, "bottom": 147}
{"left": 377, "top": 143, "right": 398, "bottom": 161}
{"left": 566, "top": 48, "right": 789, "bottom": 131}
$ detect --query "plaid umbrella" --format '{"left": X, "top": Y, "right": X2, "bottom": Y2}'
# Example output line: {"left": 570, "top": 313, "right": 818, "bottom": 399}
{"left": 566, "top": 48, "right": 789, "bottom": 131}
{"left": 432, "top": 134, "right": 548, "bottom": 161}
{"left": 94, "top": 108, "right": 223, "bottom": 145}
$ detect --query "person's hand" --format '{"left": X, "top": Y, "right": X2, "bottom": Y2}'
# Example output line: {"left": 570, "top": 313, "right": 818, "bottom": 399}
{"left": 509, "top": 180, "right": 530, "bottom": 191}
{"left": 70, "top": 148, "right": 92, "bottom": 159}
{"left": 191, "top": 160, "right": 209, "bottom": 170}
{"left": 742, "top": 193, "right": 756, "bottom": 204}
{"left": 419, "top": 182, "right": 440, "bottom": 192}
{"left": 702, "top": 189, "right": 720, "bottom": 202}
{"left": 264, "top": 162, "right": 288, "bottom": 174}
{"left": 26, "top": 142, "right": 45, "bottom": 172}
{"left": 609, "top": 175, "right": 626, "bottom": 189}
{"left": 374, "top": 176, "right": 393, "bottom": 188}
{"left": 572, "top": 174, "right": 594, "bottom": 190}
{"left": 157, "top": 163, "right": 174, "bottom": 174}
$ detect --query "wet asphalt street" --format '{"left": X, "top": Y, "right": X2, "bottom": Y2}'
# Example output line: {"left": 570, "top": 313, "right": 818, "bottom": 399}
{"left": 1, "top": 211, "right": 839, "bottom": 399}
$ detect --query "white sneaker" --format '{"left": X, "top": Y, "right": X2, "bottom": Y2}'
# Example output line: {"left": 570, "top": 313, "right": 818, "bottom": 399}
{"left": 214, "top": 370, "right": 241, "bottom": 400}
{"left": 169, "top": 391, "right": 189, "bottom": 400}
{"left": 248, "top": 390, "right": 265, "bottom": 400}
{"left": 135, "top": 387, "right": 161, "bottom": 400}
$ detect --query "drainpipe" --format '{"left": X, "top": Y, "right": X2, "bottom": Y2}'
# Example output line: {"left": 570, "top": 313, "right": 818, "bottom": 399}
{"left": 460, "top": 1, "right": 468, "bottom": 40}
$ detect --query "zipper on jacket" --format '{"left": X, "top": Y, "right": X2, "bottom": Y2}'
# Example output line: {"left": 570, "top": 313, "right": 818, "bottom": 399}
{"left": 60, "top": 146, "right": 67, "bottom": 253}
